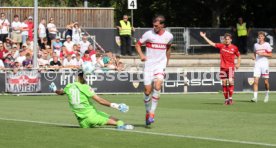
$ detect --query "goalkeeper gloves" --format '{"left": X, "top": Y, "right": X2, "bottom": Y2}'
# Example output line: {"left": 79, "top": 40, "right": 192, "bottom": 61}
{"left": 49, "top": 82, "right": 57, "bottom": 92}
{"left": 110, "top": 103, "right": 129, "bottom": 113}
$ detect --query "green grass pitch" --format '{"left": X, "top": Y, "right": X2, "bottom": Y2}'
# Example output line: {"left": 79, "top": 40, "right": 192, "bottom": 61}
{"left": 0, "top": 93, "right": 275, "bottom": 148}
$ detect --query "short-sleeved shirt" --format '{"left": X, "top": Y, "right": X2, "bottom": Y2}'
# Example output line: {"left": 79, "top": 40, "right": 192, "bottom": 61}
{"left": 0, "top": 19, "right": 10, "bottom": 34}
{"left": 137, "top": 29, "right": 173, "bottom": 71}
{"left": 11, "top": 21, "right": 22, "bottom": 33}
{"left": 254, "top": 42, "right": 273, "bottom": 64}
{"left": 64, "top": 82, "right": 96, "bottom": 119}
{"left": 215, "top": 43, "right": 240, "bottom": 69}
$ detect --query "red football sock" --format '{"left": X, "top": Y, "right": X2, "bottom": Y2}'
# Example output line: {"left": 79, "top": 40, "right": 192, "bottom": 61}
{"left": 228, "top": 85, "right": 234, "bottom": 98}
{"left": 222, "top": 85, "right": 228, "bottom": 99}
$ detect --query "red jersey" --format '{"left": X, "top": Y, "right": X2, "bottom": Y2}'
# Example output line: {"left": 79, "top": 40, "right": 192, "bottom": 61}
{"left": 215, "top": 43, "right": 240, "bottom": 68}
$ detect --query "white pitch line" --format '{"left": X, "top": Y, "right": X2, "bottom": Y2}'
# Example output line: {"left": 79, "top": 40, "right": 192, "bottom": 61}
{"left": 0, "top": 117, "right": 275, "bottom": 147}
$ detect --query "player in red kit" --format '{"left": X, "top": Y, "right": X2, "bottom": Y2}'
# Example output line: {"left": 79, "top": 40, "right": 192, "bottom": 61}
{"left": 200, "top": 32, "right": 241, "bottom": 105}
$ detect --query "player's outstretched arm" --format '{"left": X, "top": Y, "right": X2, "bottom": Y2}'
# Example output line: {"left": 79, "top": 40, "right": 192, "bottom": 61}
{"left": 92, "top": 95, "right": 129, "bottom": 113}
{"left": 258, "top": 51, "right": 272, "bottom": 58}
{"left": 199, "top": 32, "right": 216, "bottom": 47}
{"left": 49, "top": 82, "right": 65, "bottom": 95}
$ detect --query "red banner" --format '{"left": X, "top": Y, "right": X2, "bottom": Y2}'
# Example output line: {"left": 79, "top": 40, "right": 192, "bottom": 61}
{"left": 5, "top": 70, "right": 41, "bottom": 93}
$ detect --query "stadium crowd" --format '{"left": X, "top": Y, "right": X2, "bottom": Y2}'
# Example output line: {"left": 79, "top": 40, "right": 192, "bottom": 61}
{"left": 0, "top": 13, "right": 125, "bottom": 72}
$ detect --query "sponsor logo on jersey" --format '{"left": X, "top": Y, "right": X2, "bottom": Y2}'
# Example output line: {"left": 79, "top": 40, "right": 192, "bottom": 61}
{"left": 146, "top": 42, "right": 167, "bottom": 49}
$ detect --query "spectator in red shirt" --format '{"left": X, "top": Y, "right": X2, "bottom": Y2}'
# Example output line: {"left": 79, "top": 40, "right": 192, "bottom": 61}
{"left": 82, "top": 50, "right": 92, "bottom": 62}
{"left": 0, "top": 41, "right": 8, "bottom": 60}
{"left": 27, "top": 16, "right": 34, "bottom": 41}
{"left": 200, "top": 32, "right": 241, "bottom": 105}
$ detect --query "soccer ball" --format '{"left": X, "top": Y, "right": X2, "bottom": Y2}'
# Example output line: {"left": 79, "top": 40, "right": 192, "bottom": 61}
{"left": 82, "top": 62, "right": 95, "bottom": 75}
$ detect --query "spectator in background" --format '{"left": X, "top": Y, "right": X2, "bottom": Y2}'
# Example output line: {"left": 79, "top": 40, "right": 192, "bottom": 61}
{"left": 5, "top": 38, "right": 14, "bottom": 50}
{"left": 38, "top": 49, "right": 49, "bottom": 68}
{"left": 15, "top": 49, "right": 26, "bottom": 66}
{"left": 60, "top": 46, "right": 67, "bottom": 59}
{"left": 63, "top": 53, "right": 77, "bottom": 69}
{"left": 63, "top": 35, "right": 74, "bottom": 53}
{"left": 72, "top": 44, "right": 79, "bottom": 54}
{"left": 47, "top": 17, "right": 58, "bottom": 46}
{"left": 4, "top": 52, "right": 15, "bottom": 68}
{"left": 53, "top": 36, "right": 63, "bottom": 56}
{"left": 116, "top": 15, "right": 134, "bottom": 56}
{"left": 234, "top": 17, "right": 251, "bottom": 54}
{"left": 114, "top": 55, "right": 125, "bottom": 71}
{"left": 75, "top": 52, "right": 83, "bottom": 68}
{"left": 21, "top": 17, "right": 29, "bottom": 44}
{"left": 11, "top": 15, "right": 22, "bottom": 47}
{"left": 79, "top": 35, "right": 91, "bottom": 55}
{"left": 0, "top": 41, "right": 8, "bottom": 60}
{"left": 27, "top": 16, "right": 34, "bottom": 41}
{"left": 72, "top": 22, "right": 82, "bottom": 44}
{"left": 40, "top": 37, "right": 48, "bottom": 50}
{"left": 38, "top": 18, "right": 46, "bottom": 45}
{"left": 0, "top": 59, "right": 5, "bottom": 71}
{"left": 82, "top": 50, "right": 92, "bottom": 62}
{"left": 26, "top": 38, "right": 34, "bottom": 51}
{"left": 95, "top": 53, "right": 104, "bottom": 69}
{"left": 22, "top": 53, "right": 32, "bottom": 69}
{"left": 103, "top": 50, "right": 117, "bottom": 70}
{"left": 0, "top": 13, "right": 10, "bottom": 43}
{"left": 65, "top": 21, "right": 74, "bottom": 38}
{"left": 49, "top": 55, "right": 62, "bottom": 70}
{"left": 22, "top": 43, "right": 33, "bottom": 56}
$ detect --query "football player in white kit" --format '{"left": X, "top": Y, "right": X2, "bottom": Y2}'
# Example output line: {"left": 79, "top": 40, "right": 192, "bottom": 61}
{"left": 135, "top": 15, "right": 173, "bottom": 126}
{"left": 251, "top": 31, "right": 273, "bottom": 103}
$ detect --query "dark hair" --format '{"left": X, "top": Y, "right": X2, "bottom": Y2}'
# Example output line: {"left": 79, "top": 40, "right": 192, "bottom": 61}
{"left": 224, "top": 33, "right": 232, "bottom": 39}
{"left": 77, "top": 71, "right": 86, "bottom": 84}
{"left": 153, "top": 15, "right": 166, "bottom": 25}
{"left": 14, "top": 15, "right": 19, "bottom": 18}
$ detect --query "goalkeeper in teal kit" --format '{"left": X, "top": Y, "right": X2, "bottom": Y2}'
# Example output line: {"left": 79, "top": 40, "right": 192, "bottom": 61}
{"left": 49, "top": 71, "right": 133, "bottom": 129}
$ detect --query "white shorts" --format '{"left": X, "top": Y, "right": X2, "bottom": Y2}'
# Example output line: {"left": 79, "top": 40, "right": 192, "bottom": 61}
{"left": 253, "top": 62, "right": 269, "bottom": 78}
{"left": 143, "top": 68, "right": 165, "bottom": 85}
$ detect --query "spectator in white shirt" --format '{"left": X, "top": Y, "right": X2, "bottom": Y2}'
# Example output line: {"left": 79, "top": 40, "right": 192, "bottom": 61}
{"left": 0, "top": 13, "right": 10, "bottom": 43}
{"left": 79, "top": 35, "right": 91, "bottom": 55}
{"left": 38, "top": 50, "right": 49, "bottom": 68}
{"left": 21, "top": 17, "right": 29, "bottom": 44}
{"left": 47, "top": 17, "right": 58, "bottom": 46}
{"left": 75, "top": 52, "right": 83, "bottom": 68}
{"left": 11, "top": 15, "right": 22, "bottom": 47}
{"left": 72, "top": 22, "right": 82, "bottom": 44}
{"left": 63, "top": 53, "right": 77, "bottom": 69}
{"left": 63, "top": 35, "right": 75, "bottom": 53}
{"left": 15, "top": 49, "right": 26, "bottom": 66}
{"left": 38, "top": 18, "right": 46, "bottom": 44}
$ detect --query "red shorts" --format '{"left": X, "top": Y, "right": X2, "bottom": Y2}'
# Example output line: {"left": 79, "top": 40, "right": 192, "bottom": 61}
{"left": 220, "top": 67, "right": 235, "bottom": 80}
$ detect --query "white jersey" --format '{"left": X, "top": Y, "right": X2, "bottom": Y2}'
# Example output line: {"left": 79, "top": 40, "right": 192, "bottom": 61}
{"left": 138, "top": 29, "right": 173, "bottom": 70}
{"left": 254, "top": 42, "right": 273, "bottom": 64}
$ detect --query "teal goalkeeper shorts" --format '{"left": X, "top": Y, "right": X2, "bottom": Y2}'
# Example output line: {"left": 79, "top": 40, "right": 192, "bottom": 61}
{"left": 78, "top": 110, "right": 110, "bottom": 128}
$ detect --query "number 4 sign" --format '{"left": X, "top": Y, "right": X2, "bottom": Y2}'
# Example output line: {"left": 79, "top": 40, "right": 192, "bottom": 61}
{"left": 128, "top": 0, "right": 137, "bottom": 9}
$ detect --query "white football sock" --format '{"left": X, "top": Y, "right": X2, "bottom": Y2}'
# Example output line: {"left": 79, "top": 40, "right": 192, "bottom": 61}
{"left": 150, "top": 89, "right": 160, "bottom": 114}
{"left": 254, "top": 92, "right": 258, "bottom": 98}
{"left": 144, "top": 94, "right": 151, "bottom": 113}
{"left": 265, "top": 90, "right": 269, "bottom": 96}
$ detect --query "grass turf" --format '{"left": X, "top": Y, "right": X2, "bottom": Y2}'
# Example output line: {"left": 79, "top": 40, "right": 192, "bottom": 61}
{"left": 0, "top": 93, "right": 275, "bottom": 148}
